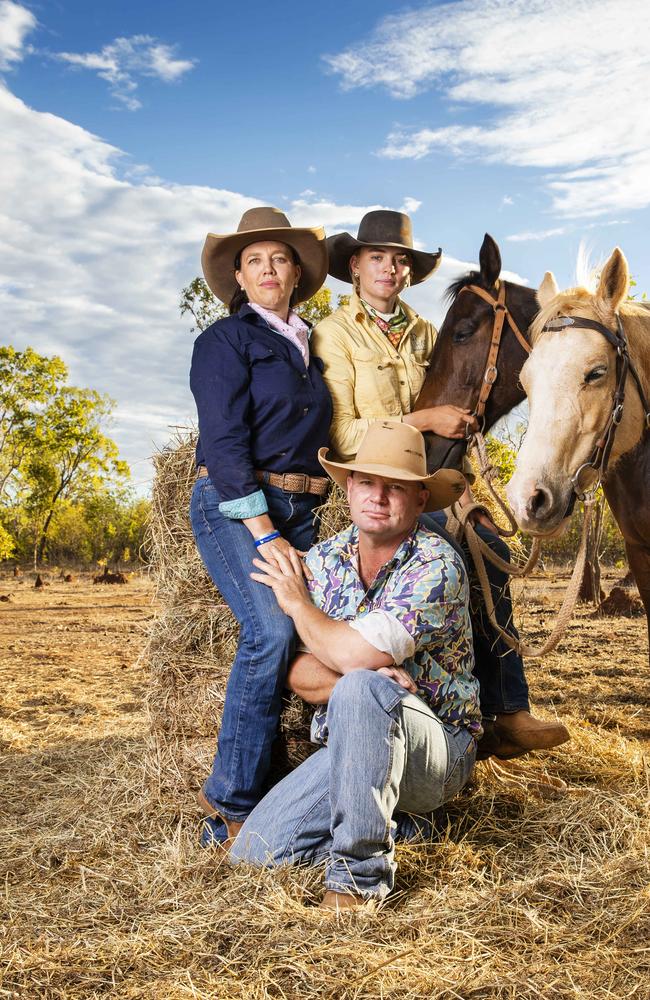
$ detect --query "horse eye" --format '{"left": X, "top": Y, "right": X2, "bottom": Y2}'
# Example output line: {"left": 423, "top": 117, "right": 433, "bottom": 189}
{"left": 452, "top": 321, "right": 476, "bottom": 344}
{"left": 585, "top": 366, "right": 607, "bottom": 384}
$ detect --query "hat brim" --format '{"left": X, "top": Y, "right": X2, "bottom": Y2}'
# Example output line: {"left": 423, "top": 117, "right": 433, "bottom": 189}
{"left": 318, "top": 448, "right": 466, "bottom": 512}
{"left": 326, "top": 233, "right": 442, "bottom": 286}
{"left": 202, "top": 225, "right": 328, "bottom": 305}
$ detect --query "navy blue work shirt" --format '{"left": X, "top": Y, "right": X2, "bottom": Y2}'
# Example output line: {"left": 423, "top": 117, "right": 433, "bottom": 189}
{"left": 190, "top": 305, "right": 333, "bottom": 508}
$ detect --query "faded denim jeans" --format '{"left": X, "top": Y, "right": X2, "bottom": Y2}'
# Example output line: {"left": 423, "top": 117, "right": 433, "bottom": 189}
{"left": 190, "top": 475, "right": 321, "bottom": 823}
{"left": 230, "top": 669, "right": 477, "bottom": 899}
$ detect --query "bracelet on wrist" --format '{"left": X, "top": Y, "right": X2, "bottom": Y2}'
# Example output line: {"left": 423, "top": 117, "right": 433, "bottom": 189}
{"left": 254, "top": 530, "right": 281, "bottom": 548}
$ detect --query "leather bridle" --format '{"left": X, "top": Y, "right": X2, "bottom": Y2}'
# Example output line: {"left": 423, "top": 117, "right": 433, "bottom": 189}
{"left": 542, "top": 312, "right": 650, "bottom": 498}
{"left": 458, "top": 281, "right": 531, "bottom": 434}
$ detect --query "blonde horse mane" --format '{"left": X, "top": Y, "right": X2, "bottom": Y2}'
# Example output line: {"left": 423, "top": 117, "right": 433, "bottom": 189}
{"left": 531, "top": 245, "right": 649, "bottom": 347}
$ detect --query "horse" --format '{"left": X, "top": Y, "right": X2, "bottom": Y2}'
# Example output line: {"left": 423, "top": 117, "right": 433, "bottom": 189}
{"left": 507, "top": 249, "right": 650, "bottom": 650}
{"left": 415, "top": 233, "right": 534, "bottom": 471}
{"left": 415, "top": 237, "right": 650, "bottom": 657}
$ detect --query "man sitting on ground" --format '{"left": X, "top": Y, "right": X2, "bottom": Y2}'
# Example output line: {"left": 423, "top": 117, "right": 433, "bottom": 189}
{"left": 229, "top": 421, "right": 481, "bottom": 910}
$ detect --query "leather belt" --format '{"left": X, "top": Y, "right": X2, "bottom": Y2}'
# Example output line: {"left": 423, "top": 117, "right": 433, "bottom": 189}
{"left": 195, "top": 466, "right": 330, "bottom": 496}
{"left": 255, "top": 469, "right": 330, "bottom": 496}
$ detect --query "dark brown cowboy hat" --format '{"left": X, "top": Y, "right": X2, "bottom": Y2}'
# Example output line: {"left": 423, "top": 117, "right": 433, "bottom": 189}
{"left": 201, "top": 207, "right": 328, "bottom": 305}
{"left": 327, "top": 210, "right": 442, "bottom": 286}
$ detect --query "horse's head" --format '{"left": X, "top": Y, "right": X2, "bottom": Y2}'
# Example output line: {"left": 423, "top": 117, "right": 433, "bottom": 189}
{"left": 508, "top": 247, "right": 646, "bottom": 533}
{"left": 417, "top": 233, "right": 537, "bottom": 472}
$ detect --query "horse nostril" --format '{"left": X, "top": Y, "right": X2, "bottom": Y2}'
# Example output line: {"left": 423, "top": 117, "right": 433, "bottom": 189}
{"left": 526, "top": 485, "right": 553, "bottom": 520}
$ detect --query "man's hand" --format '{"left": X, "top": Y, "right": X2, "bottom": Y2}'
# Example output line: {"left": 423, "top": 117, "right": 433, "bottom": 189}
{"left": 376, "top": 665, "right": 418, "bottom": 693}
{"left": 251, "top": 548, "right": 311, "bottom": 616}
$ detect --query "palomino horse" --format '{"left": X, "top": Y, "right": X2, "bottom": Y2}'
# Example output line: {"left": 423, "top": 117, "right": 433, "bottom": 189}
{"left": 507, "top": 249, "right": 650, "bottom": 650}
{"left": 416, "top": 238, "right": 650, "bottom": 657}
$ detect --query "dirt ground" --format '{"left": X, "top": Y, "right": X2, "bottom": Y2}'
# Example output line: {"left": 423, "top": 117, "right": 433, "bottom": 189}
{"left": 0, "top": 566, "right": 648, "bottom": 999}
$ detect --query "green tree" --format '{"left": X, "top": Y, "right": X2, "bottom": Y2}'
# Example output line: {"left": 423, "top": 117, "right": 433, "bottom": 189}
{"left": 0, "top": 346, "right": 67, "bottom": 500}
{"left": 23, "top": 387, "right": 129, "bottom": 564}
{"left": 179, "top": 277, "right": 228, "bottom": 332}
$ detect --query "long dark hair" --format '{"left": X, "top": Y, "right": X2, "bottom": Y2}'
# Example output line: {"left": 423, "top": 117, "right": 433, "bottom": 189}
{"left": 228, "top": 245, "right": 302, "bottom": 315}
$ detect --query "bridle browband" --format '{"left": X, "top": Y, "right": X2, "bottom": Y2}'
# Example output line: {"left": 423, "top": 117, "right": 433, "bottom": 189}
{"left": 542, "top": 312, "right": 650, "bottom": 498}
{"left": 458, "top": 281, "right": 531, "bottom": 433}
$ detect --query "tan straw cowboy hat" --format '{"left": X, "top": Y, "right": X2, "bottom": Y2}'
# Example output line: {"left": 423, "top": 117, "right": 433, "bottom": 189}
{"left": 318, "top": 421, "right": 465, "bottom": 512}
{"left": 202, "top": 206, "right": 328, "bottom": 305}
{"left": 327, "top": 210, "right": 442, "bottom": 286}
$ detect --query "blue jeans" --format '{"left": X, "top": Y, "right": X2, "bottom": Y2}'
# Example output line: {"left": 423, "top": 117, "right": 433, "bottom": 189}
{"left": 424, "top": 512, "right": 529, "bottom": 716}
{"left": 190, "top": 476, "right": 322, "bottom": 822}
{"left": 230, "top": 670, "right": 477, "bottom": 899}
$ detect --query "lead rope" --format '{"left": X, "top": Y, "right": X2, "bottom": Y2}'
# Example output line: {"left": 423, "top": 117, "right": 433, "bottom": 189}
{"left": 445, "top": 430, "right": 595, "bottom": 658}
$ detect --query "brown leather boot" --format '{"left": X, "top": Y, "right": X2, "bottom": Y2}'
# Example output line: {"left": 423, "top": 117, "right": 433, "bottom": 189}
{"left": 494, "top": 711, "right": 570, "bottom": 751}
{"left": 197, "top": 788, "right": 245, "bottom": 846}
{"left": 476, "top": 719, "right": 527, "bottom": 760}
{"left": 319, "top": 890, "right": 367, "bottom": 913}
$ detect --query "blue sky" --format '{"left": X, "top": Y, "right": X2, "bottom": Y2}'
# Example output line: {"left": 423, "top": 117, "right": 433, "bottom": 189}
{"left": 2, "top": 0, "right": 649, "bottom": 490}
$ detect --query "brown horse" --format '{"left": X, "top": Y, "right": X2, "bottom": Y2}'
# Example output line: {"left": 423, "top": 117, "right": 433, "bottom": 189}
{"left": 416, "top": 235, "right": 650, "bottom": 658}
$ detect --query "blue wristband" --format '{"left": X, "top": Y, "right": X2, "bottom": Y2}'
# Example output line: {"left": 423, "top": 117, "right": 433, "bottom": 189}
{"left": 254, "top": 530, "right": 281, "bottom": 548}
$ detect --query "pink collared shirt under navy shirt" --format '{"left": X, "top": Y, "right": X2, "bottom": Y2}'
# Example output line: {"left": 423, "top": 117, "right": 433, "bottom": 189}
{"left": 248, "top": 302, "right": 310, "bottom": 367}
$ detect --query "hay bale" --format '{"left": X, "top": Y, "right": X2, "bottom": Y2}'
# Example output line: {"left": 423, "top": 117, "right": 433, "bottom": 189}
{"left": 142, "top": 430, "right": 349, "bottom": 804}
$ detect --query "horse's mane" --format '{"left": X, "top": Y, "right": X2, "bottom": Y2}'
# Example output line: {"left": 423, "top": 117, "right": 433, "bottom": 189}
{"left": 531, "top": 288, "right": 649, "bottom": 346}
{"left": 445, "top": 270, "right": 484, "bottom": 303}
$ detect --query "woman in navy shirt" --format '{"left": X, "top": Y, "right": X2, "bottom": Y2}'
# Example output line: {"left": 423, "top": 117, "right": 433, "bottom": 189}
{"left": 190, "top": 207, "right": 332, "bottom": 847}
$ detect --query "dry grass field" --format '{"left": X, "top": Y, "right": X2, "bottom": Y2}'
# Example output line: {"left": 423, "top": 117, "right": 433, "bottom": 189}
{"left": 1, "top": 567, "right": 649, "bottom": 999}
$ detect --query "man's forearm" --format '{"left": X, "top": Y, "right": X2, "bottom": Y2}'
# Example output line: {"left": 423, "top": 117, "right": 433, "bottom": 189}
{"left": 287, "top": 652, "right": 340, "bottom": 704}
{"left": 289, "top": 598, "right": 391, "bottom": 673}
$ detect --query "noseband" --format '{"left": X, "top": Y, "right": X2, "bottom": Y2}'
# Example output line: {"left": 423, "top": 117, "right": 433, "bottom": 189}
{"left": 542, "top": 313, "right": 650, "bottom": 498}
{"left": 458, "top": 281, "right": 531, "bottom": 433}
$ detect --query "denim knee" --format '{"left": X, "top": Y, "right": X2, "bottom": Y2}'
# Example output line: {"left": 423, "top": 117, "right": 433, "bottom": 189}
{"left": 328, "top": 669, "right": 404, "bottom": 718}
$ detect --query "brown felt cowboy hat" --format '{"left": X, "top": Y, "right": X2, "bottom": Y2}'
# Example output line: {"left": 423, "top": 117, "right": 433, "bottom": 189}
{"left": 327, "top": 210, "right": 442, "bottom": 286}
{"left": 201, "top": 206, "right": 328, "bottom": 305}
{"left": 318, "top": 421, "right": 465, "bottom": 513}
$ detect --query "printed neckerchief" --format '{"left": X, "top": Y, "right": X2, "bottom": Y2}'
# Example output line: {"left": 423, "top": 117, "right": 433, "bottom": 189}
{"left": 361, "top": 299, "right": 408, "bottom": 349}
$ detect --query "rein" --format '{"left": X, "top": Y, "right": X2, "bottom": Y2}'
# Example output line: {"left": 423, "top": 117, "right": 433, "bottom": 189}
{"left": 542, "top": 313, "right": 650, "bottom": 498}
{"left": 458, "top": 281, "right": 531, "bottom": 431}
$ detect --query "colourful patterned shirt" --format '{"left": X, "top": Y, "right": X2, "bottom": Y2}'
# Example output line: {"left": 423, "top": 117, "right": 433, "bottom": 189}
{"left": 305, "top": 522, "right": 482, "bottom": 741}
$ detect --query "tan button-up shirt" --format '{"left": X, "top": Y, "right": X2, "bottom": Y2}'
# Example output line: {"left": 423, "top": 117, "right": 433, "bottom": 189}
{"left": 311, "top": 293, "right": 436, "bottom": 461}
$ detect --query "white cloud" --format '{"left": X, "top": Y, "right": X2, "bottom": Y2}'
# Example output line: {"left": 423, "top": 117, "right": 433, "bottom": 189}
{"left": 0, "top": 0, "right": 36, "bottom": 69}
{"left": 506, "top": 218, "right": 630, "bottom": 243}
{"left": 401, "top": 196, "right": 422, "bottom": 215}
{"left": 506, "top": 227, "right": 568, "bottom": 243}
{"left": 501, "top": 196, "right": 514, "bottom": 208}
{"left": 326, "top": 0, "right": 650, "bottom": 218}
{"left": 57, "top": 34, "right": 196, "bottom": 110}
{"left": 0, "top": 83, "right": 405, "bottom": 479}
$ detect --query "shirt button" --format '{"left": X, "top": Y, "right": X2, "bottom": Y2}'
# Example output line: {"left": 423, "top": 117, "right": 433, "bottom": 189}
{"left": 301, "top": 373, "right": 307, "bottom": 380}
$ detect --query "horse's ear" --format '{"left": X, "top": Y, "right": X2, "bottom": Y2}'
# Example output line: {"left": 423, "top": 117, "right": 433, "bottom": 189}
{"left": 537, "top": 271, "right": 559, "bottom": 308}
{"left": 596, "top": 248, "right": 629, "bottom": 312}
{"left": 479, "top": 233, "right": 501, "bottom": 288}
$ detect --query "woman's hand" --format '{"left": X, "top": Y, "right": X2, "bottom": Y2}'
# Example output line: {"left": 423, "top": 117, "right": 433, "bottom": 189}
{"left": 421, "top": 405, "right": 479, "bottom": 439}
{"left": 255, "top": 535, "right": 312, "bottom": 579}
{"left": 255, "top": 534, "right": 297, "bottom": 566}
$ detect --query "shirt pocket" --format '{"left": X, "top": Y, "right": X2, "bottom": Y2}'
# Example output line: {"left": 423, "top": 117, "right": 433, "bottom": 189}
{"left": 247, "top": 342, "right": 299, "bottom": 399}
{"left": 408, "top": 352, "right": 431, "bottom": 397}
{"left": 352, "top": 348, "right": 402, "bottom": 416}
